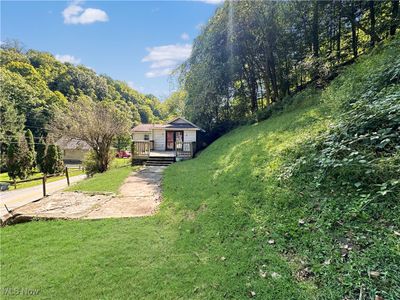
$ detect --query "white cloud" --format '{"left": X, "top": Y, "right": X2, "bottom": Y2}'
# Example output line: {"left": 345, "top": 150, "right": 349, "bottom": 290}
{"left": 198, "top": 0, "right": 224, "bottom": 4}
{"left": 55, "top": 54, "right": 81, "bottom": 64}
{"left": 145, "top": 68, "right": 175, "bottom": 79}
{"left": 142, "top": 44, "right": 192, "bottom": 78}
{"left": 181, "top": 32, "right": 190, "bottom": 41}
{"left": 63, "top": 1, "right": 108, "bottom": 25}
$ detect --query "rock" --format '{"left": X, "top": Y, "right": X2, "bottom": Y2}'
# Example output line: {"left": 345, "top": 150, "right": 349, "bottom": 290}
{"left": 249, "top": 291, "right": 256, "bottom": 297}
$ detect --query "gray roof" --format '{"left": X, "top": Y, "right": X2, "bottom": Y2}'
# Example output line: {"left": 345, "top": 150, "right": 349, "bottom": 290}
{"left": 56, "top": 137, "right": 91, "bottom": 150}
{"left": 132, "top": 117, "right": 202, "bottom": 132}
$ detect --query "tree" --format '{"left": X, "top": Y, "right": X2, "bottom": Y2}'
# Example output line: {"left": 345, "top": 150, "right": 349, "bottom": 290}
{"left": 36, "top": 137, "right": 46, "bottom": 172}
{"left": 114, "top": 134, "right": 132, "bottom": 152}
{"left": 24, "top": 129, "right": 36, "bottom": 170}
{"left": 41, "top": 143, "right": 64, "bottom": 175}
{"left": 51, "top": 96, "right": 132, "bottom": 172}
{"left": 6, "top": 136, "right": 34, "bottom": 182}
{"left": 0, "top": 95, "right": 25, "bottom": 170}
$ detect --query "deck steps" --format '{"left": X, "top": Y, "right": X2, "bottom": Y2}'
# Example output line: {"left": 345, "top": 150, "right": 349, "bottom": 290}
{"left": 145, "top": 157, "right": 175, "bottom": 166}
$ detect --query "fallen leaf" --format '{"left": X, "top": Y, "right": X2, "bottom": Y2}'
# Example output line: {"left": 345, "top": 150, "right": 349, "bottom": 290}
{"left": 250, "top": 291, "right": 256, "bottom": 297}
{"left": 268, "top": 239, "right": 275, "bottom": 245}
{"left": 220, "top": 256, "right": 226, "bottom": 261}
{"left": 298, "top": 219, "right": 305, "bottom": 226}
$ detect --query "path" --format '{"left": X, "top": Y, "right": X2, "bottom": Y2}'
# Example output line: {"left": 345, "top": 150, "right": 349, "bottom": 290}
{"left": 0, "top": 175, "right": 86, "bottom": 218}
{"left": 85, "top": 166, "right": 164, "bottom": 218}
{"left": 4, "top": 167, "right": 164, "bottom": 224}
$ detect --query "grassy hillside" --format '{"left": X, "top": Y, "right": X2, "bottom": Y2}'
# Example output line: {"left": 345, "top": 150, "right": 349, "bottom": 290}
{"left": 1, "top": 38, "right": 399, "bottom": 299}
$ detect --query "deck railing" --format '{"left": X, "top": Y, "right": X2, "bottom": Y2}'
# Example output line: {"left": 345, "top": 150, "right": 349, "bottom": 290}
{"left": 132, "top": 141, "right": 150, "bottom": 158}
{"left": 132, "top": 141, "right": 196, "bottom": 160}
{"left": 176, "top": 142, "right": 196, "bottom": 159}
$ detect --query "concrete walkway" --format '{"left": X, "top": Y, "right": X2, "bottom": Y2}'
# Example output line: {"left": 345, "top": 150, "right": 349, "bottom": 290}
{"left": 0, "top": 175, "right": 86, "bottom": 218}
{"left": 4, "top": 167, "right": 164, "bottom": 224}
{"left": 85, "top": 166, "right": 164, "bottom": 218}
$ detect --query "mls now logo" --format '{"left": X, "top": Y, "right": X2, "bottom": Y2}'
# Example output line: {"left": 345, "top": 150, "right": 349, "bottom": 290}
{"left": 3, "top": 287, "right": 40, "bottom": 296}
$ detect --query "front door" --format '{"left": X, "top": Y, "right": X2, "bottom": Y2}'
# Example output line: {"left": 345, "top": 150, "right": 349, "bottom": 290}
{"left": 165, "top": 131, "right": 183, "bottom": 150}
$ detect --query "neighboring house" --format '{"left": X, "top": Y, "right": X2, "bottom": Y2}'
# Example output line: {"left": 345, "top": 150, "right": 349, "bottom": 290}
{"left": 56, "top": 137, "right": 91, "bottom": 164}
{"left": 131, "top": 117, "right": 202, "bottom": 162}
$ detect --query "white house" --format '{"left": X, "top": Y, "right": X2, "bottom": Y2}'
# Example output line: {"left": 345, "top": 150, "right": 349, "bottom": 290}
{"left": 131, "top": 117, "right": 202, "bottom": 161}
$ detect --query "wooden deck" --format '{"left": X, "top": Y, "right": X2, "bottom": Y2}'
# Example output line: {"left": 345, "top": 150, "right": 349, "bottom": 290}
{"left": 149, "top": 151, "right": 176, "bottom": 158}
{"left": 132, "top": 141, "right": 196, "bottom": 160}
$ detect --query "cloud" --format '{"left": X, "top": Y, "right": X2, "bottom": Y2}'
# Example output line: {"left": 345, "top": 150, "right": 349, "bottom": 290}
{"left": 55, "top": 54, "right": 81, "bottom": 64}
{"left": 198, "top": 0, "right": 224, "bottom": 4}
{"left": 145, "top": 68, "right": 175, "bottom": 79}
{"left": 63, "top": 1, "right": 108, "bottom": 25}
{"left": 142, "top": 44, "right": 192, "bottom": 78}
{"left": 181, "top": 32, "right": 190, "bottom": 41}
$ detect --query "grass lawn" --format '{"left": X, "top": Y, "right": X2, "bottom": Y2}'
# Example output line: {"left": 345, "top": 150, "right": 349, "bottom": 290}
{"left": 0, "top": 169, "right": 84, "bottom": 191}
{"left": 66, "top": 165, "right": 138, "bottom": 194}
{"left": 1, "top": 40, "right": 398, "bottom": 299}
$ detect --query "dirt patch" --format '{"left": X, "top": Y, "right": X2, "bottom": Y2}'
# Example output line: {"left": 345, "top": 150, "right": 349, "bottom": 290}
{"left": 3, "top": 166, "right": 165, "bottom": 225}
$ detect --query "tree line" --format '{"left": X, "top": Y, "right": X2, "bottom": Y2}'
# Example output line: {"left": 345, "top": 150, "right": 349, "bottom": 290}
{"left": 0, "top": 42, "right": 167, "bottom": 171}
{"left": 181, "top": 0, "right": 399, "bottom": 136}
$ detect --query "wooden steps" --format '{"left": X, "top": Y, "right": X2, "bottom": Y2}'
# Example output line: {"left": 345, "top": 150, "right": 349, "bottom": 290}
{"left": 145, "top": 157, "right": 175, "bottom": 166}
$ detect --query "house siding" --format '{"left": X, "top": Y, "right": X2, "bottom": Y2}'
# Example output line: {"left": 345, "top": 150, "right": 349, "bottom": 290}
{"left": 63, "top": 149, "right": 87, "bottom": 162}
{"left": 153, "top": 129, "right": 165, "bottom": 151}
{"left": 184, "top": 130, "right": 196, "bottom": 143}
{"left": 132, "top": 132, "right": 152, "bottom": 141}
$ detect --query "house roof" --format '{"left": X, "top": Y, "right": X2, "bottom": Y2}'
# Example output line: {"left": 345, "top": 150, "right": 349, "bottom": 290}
{"left": 132, "top": 117, "right": 203, "bottom": 132}
{"left": 132, "top": 124, "right": 163, "bottom": 132}
{"left": 56, "top": 137, "right": 91, "bottom": 150}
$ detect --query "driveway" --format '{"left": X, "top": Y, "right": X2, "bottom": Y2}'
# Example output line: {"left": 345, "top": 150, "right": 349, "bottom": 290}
{"left": 0, "top": 175, "right": 86, "bottom": 218}
{"left": 4, "top": 167, "right": 164, "bottom": 224}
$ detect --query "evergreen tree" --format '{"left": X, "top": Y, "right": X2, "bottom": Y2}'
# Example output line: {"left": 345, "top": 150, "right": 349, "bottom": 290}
{"left": 36, "top": 136, "right": 46, "bottom": 172}
{"left": 7, "top": 135, "right": 33, "bottom": 181}
{"left": 24, "top": 129, "right": 36, "bottom": 169}
{"left": 42, "top": 143, "right": 64, "bottom": 175}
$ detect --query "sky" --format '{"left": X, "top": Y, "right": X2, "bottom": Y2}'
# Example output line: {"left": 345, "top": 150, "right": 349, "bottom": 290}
{"left": 0, "top": 0, "right": 222, "bottom": 99}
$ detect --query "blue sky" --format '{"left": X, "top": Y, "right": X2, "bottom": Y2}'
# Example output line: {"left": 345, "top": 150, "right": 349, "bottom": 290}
{"left": 0, "top": 1, "right": 221, "bottom": 99}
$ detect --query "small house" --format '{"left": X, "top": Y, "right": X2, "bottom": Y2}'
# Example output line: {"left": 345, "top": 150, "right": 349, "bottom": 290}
{"left": 131, "top": 117, "right": 202, "bottom": 163}
{"left": 56, "top": 137, "right": 91, "bottom": 164}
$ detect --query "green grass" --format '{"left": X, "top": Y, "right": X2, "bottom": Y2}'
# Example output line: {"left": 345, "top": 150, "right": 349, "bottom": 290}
{"left": 66, "top": 165, "right": 137, "bottom": 194}
{"left": 0, "top": 169, "right": 84, "bottom": 190}
{"left": 1, "top": 38, "right": 399, "bottom": 299}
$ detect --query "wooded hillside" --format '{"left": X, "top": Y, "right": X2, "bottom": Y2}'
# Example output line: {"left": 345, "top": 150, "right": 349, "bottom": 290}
{"left": 0, "top": 43, "right": 165, "bottom": 166}
{"left": 181, "top": 0, "right": 399, "bottom": 136}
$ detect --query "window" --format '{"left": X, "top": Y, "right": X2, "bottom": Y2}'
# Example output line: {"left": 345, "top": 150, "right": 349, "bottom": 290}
{"left": 144, "top": 134, "right": 149, "bottom": 141}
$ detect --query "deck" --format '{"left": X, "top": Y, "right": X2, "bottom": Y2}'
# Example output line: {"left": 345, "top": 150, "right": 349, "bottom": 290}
{"left": 132, "top": 141, "right": 196, "bottom": 160}
{"left": 149, "top": 151, "right": 176, "bottom": 158}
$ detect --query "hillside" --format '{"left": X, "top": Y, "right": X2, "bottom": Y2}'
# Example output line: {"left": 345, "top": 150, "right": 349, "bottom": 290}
{"left": 1, "top": 37, "right": 399, "bottom": 299}
{"left": 0, "top": 44, "right": 163, "bottom": 155}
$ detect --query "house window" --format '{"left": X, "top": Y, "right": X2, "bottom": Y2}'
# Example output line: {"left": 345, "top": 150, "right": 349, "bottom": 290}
{"left": 144, "top": 134, "right": 149, "bottom": 141}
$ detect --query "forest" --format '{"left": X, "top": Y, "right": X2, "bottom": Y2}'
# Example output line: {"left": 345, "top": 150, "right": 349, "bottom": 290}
{"left": 181, "top": 0, "right": 399, "bottom": 136}
{"left": 0, "top": 43, "right": 175, "bottom": 169}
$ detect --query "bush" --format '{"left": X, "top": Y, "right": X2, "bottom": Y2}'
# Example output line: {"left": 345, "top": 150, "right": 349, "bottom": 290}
{"left": 83, "top": 151, "right": 100, "bottom": 177}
